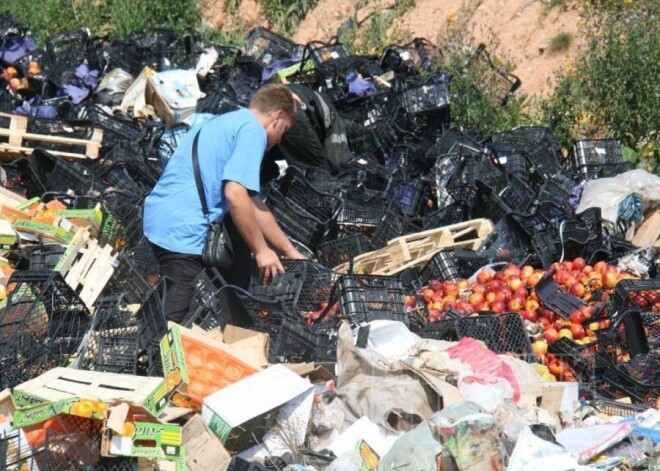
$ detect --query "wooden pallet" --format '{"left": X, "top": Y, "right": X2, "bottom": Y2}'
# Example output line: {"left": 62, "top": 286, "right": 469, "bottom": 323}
{"left": 0, "top": 112, "right": 103, "bottom": 160}
{"left": 335, "top": 218, "right": 494, "bottom": 275}
{"left": 64, "top": 238, "right": 117, "bottom": 308}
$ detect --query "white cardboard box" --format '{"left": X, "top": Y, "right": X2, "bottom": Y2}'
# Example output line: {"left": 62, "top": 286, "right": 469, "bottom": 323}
{"left": 201, "top": 365, "right": 312, "bottom": 450}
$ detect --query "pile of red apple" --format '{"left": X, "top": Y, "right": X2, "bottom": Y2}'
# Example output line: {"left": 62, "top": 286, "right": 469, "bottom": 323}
{"left": 406, "top": 257, "right": 654, "bottom": 372}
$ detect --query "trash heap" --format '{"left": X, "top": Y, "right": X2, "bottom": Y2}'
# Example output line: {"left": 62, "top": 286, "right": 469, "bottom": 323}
{"left": 0, "top": 15, "right": 659, "bottom": 471}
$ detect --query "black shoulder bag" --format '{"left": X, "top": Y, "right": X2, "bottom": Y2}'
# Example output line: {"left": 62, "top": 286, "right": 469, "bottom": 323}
{"left": 192, "top": 128, "right": 234, "bottom": 272}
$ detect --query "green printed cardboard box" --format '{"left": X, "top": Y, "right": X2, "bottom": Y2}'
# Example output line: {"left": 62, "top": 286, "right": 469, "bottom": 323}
{"left": 12, "top": 368, "right": 169, "bottom": 428}
{"left": 102, "top": 420, "right": 184, "bottom": 461}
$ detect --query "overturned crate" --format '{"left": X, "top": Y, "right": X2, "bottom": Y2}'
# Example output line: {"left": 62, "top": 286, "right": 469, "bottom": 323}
{"left": 335, "top": 218, "right": 494, "bottom": 275}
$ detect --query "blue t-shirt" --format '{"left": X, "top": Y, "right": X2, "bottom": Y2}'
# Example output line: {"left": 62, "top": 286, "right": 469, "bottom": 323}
{"left": 143, "top": 108, "right": 266, "bottom": 255}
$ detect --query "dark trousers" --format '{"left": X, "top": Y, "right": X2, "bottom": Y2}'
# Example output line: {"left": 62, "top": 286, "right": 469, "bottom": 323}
{"left": 150, "top": 214, "right": 253, "bottom": 323}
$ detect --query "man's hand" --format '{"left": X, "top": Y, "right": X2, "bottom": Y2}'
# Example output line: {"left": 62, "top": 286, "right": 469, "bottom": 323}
{"left": 282, "top": 246, "right": 307, "bottom": 260}
{"left": 256, "top": 247, "right": 285, "bottom": 284}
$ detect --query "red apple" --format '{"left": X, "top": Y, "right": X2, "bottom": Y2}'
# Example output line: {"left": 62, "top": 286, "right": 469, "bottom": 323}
{"left": 503, "top": 264, "right": 521, "bottom": 278}
{"left": 495, "top": 291, "right": 510, "bottom": 303}
{"left": 520, "top": 265, "right": 534, "bottom": 278}
{"left": 490, "top": 300, "right": 506, "bottom": 314}
{"left": 431, "top": 293, "right": 444, "bottom": 304}
{"left": 569, "top": 283, "right": 586, "bottom": 298}
{"left": 422, "top": 288, "right": 434, "bottom": 303}
{"left": 573, "top": 257, "right": 586, "bottom": 271}
{"left": 429, "top": 279, "right": 442, "bottom": 292}
{"left": 570, "top": 323, "right": 585, "bottom": 340}
{"left": 559, "top": 328, "right": 573, "bottom": 340}
{"left": 488, "top": 280, "right": 503, "bottom": 293}
{"left": 579, "top": 305, "right": 595, "bottom": 320}
{"left": 539, "top": 317, "right": 551, "bottom": 329}
{"left": 520, "top": 309, "right": 538, "bottom": 322}
{"left": 468, "top": 292, "right": 485, "bottom": 307}
{"left": 582, "top": 265, "right": 594, "bottom": 275}
{"left": 513, "top": 286, "right": 529, "bottom": 300}
{"left": 594, "top": 261, "right": 608, "bottom": 274}
{"left": 508, "top": 277, "right": 524, "bottom": 291}
{"left": 555, "top": 271, "right": 570, "bottom": 285}
{"left": 527, "top": 273, "right": 543, "bottom": 288}
{"left": 444, "top": 282, "right": 459, "bottom": 297}
{"left": 533, "top": 339, "right": 548, "bottom": 357}
{"left": 485, "top": 292, "right": 497, "bottom": 303}
{"left": 569, "top": 310, "right": 585, "bottom": 325}
{"left": 507, "top": 298, "right": 523, "bottom": 311}
{"left": 525, "top": 299, "right": 540, "bottom": 311}
{"left": 603, "top": 271, "right": 619, "bottom": 289}
{"left": 404, "top": 295, "right": 417, "bottom": 309}
{"left": 564, "top": 276, "right": 578, "bottom": 288}
{"left": 456, "top": 279, "right": 470, "bottom": 290}
{"left": 476, "top": 269, "right": 495, "bottom": 284}
{"left": 544, "top": 328, "right": 560, "bottom": 344}
{"left": 472, "top": 283, "right": 487, "bottom": 294}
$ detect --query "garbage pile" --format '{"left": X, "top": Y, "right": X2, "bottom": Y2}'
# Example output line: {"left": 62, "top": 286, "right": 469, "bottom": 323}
{"left": 0, "top": 14, "right": 659, "bottom": 470}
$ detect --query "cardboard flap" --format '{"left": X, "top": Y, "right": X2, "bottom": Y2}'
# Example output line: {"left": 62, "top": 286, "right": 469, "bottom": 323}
{"left": 183, "top": 415, "right": 231, "bottom": 471}
{"left": 12, "top": 368, "right": 165, "bottom": 406}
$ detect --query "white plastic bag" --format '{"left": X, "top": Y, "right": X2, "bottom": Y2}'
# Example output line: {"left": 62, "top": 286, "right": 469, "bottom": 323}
{"left": 457, "top": 373, "right": 514, "bottom": 413}
{"left": 577, "top": 169, "right": 660, "bottom": 225}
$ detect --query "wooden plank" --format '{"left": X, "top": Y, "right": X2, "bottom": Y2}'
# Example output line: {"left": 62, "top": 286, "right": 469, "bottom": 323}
{"left": 334, "top": 218, "right": 494, "bottom": 274}
{"left": 632, "top": 210, "right": 660, "bottom": 248}
{"left": 0, "top": 144, "right": 95, "bottom": 160}
{"left": 77, "top": 244, "right": 116, "bottom": 308}
{"left": 0, "top": 112, "right": 103, "bottom": 160}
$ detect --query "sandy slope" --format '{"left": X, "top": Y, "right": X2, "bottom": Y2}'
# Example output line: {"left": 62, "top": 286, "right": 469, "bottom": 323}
{"left": 203, "top": 0, "right": 585, "bottom": 98}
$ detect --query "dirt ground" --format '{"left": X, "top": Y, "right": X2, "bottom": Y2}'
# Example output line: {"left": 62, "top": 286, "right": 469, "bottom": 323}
{"left": 202, "top": 0, "right": 585, "bottom": 99}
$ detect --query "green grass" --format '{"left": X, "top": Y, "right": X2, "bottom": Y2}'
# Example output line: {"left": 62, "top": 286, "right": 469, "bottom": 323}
{"left": 548, "top": 32, "right": 572, "bottom": 52}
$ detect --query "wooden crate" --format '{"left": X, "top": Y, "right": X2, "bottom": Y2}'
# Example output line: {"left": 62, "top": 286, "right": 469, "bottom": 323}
{"left": 64, "top": 238, "right": 117, "bottom": 308}
{"left": 0, "top": 112, "right": 103, "bottom": 160}
{"left": 335, "top": 218, "right": 494, "bottom": 275}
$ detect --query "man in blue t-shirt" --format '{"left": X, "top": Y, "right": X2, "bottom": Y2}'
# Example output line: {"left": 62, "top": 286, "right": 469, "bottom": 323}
{"left": 143, "top": 84, "right": 304, "bottom": 322}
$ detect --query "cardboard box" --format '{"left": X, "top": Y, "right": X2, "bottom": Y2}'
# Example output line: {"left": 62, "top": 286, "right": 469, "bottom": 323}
{"left": 202, "top": 364, "right": 313, "bottom": 451}
{"left": 57, "top": 207, "right": 103, "bottom": 234}
{"left": 145, "top": 69, "right": 203, "bottom": 126}
{"left": 182, "top": 415, "right": 231, "bottom": 471}
{"left": 160, "top": 323, "right": 261, "bottom": 410}
{"left": 12, "top": 368, "right": 169, "bottom": 427}
{"left": 12, "top": 217, "right": 73, "bottom": 243}
{"left": 632, "top": 210, "right": 660, "bottom": 248}
{"left": 102, "top": 419, "right": 184, "bottom": 461}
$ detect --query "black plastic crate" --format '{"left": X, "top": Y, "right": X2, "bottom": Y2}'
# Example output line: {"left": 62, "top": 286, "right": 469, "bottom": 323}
{"left": 316, "top": 233, "right": 371, "bottom": 269}
{"left": 107, "top": 236, "right": 160, "bottom": 304}
{"left": 195, "top": 80, "right": 242, "bottom": 115}
{"left": 322, "top": 274, "right": 407, "bottom": 327}
{"left": 337, "top": 164, "right": 392, "bottom": 196}
{"left": 45, "top": 157, "right": 100, "bottom": 193}
{"left": 612, "top": 279, "right": 660, "bottom": 314}
{"left": 0, "top": 271, "right": 91, "bottom": 389}
{"left": 74, "top": 295, "right": 138, "bottom": 374}
{"left": 419, "top": 250, "right": 462, "bottom": 283}
{"left": 370, "top": 206, "right": 423, "bottom": 250}
{"left": 303, "top": 39, "right": 350, "bottom": 67}
{"left": 0, "top": 89, "right": 15, "bottom": 113}
{"left": 28, "top": 243, "right": 66, "bottom": 271}
{"left": 391, "top": 178, "right": 426, "bottom": 218}
{"left": 134, "top": 279, "right": 169, "bottom": 377}
{"left": 467, "top": 44, "right": 521, "bottom": 105}
{"left": 97, "top": 191, "right": 144, "bottom": 253}
{"left": 570, "top": 139, "right": 627, "bottom": 178}
{"left": 249, "top": 259, "right": 307, "bottom": 308}
{"left": 266, "top": 187, "right": 335, "bottom": 250}
{"left": 274, "top": 166, "right": 343, "bottom": 223}
{"left": 476, "top": 214, "right": 532, "bottom": 264}
{"left": 549, "top": 337, "right": 600, "bottom": 379}
{"left": 455, "top": 312, "right": 534, "bottom": 360}
{"left": 535, "top": 269, "right": 589, "bottom": 318}
{"left": 244, "top": 27, "right": 303, "bottom": 66}
{"left": 337, "top": 190, "right": 388, "bottom": 226}
{"left": 422, "top": 203, "right": 468, "bottom": 230}
{"left": 596, "top": 352, "right": 657, "bottom": 403}
{"left": 590, "top": 397, "right": 651, "bottom": 417}
{"left": 417, "top": 314, "right": 460, "bottom": 341}
{"left": 81, "top": 104, "right": 145, "bottom": 142}
{"left": 399, "top": 75, "right": 450, "bottom": 115}
{"left": 294, "top": 261, "right": 338, "bottom": 315}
